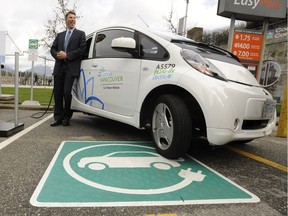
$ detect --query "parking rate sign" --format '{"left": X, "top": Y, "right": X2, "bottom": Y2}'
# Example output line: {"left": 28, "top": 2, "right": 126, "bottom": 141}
{"left": 232, "top": 30, "right": 263, "bottom": 62}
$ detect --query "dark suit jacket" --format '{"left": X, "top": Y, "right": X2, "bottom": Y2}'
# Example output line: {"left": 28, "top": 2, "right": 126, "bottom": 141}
{"left": 51, "top": 28, "right": 86, "bottom": 76}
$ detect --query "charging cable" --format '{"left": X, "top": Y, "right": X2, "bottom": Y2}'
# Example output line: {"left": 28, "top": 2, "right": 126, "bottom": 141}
{"left": 31, "top": 90, "right": 54, "bottom": 119}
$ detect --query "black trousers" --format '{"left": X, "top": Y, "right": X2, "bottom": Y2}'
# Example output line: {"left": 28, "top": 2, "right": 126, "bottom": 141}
{"left": 53, "top": 63, "right": 76, "bottom": 121}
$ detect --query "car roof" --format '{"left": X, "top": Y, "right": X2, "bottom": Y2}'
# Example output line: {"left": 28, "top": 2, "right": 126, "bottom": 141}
{"left": 147, "top": 28, "right": 194, "bottom": 43}
{"left": 87, "top": 25, "right": 194, "bottom": 43}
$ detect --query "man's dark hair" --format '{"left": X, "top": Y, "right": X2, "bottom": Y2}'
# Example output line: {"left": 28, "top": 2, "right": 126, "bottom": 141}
{"left": 65, "top": 10, "right": 76, "bottom": 20}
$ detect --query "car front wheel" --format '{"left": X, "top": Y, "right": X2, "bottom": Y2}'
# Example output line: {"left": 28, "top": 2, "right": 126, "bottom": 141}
{"left": 151, "top": 94, "right": 192, "bottom": 159}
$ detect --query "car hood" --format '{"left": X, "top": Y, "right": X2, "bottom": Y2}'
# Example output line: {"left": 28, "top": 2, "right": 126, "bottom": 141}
{"left": 208, "top": 58, "right": 260, "bottom": 87}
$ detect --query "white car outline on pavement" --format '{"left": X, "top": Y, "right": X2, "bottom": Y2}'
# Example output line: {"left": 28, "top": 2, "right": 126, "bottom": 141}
{"left": 77, "top": 151, "right": 184, "bottom": 170}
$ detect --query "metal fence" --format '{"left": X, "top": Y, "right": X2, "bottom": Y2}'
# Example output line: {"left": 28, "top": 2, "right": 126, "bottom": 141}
{"left": 1, "top": 76, "right": 53, "bottom": 86}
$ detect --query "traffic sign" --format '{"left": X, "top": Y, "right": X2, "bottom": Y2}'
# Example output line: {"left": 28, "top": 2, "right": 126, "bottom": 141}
{"left": 30, "top": 141, "right": 259, "bottom": 207}
{"left": 28, "top": 39, "right": 38, "bottom": 61}
{"left": 29, "top": 39, "right": 38, "bottom": 49}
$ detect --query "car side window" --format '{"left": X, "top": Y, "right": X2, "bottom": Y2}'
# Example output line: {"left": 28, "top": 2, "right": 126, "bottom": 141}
{"left": 93, "top": 29, "right": 135, "bottom": 58}
{"left": 139, "top": 33, "right": 169, "bottom": 60}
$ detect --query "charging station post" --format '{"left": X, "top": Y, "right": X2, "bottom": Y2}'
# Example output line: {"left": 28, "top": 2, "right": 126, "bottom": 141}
{"left": 0, "top": 52, "right": 24, "bottom": 137}
{"left": 21, "top": 39, "right": 40, "bottom": 107}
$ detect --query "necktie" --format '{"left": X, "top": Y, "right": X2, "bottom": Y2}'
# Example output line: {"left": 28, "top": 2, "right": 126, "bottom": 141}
{"left": 64, "top": 30, "right": 71, "bottom": 52}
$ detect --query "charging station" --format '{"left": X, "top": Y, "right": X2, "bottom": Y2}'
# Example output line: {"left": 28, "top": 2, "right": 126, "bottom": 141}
{"left": 0, "top": 52, "right": 24, "bottom": 137}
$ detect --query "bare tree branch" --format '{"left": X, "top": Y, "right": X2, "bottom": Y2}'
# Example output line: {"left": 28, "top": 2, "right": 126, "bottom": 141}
{"left": 163, "top": 3, "right": 177, "bottom": 34}
{"left": 41, "top": 0, "right": 78, "bottom": 50}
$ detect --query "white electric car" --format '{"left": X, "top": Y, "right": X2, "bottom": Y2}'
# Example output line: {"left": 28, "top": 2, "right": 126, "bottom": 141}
{"left": 71, "top": 25, "right": 276, "bottom": 159}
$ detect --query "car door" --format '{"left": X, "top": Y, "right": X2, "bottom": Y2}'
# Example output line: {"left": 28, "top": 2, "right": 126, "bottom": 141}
{"left": 76, "top": 35, "right": 101, "bottom": 107}
{"left": 87, "top": 28, "right": 141, "bottom": 117}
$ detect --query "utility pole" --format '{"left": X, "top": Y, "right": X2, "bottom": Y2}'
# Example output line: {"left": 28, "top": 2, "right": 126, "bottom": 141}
{"left": 227, "top": 14, "right": 236, "bottom": 52}
{"left": 184, "top": 0, "right": 189, "bottom": 37}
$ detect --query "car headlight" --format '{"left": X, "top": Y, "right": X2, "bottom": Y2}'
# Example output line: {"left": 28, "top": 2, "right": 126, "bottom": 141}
{"left": 181, "top": 49, "right": 227, "bottom": 81}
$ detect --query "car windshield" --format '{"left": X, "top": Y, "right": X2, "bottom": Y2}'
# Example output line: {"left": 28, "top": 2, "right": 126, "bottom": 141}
{"left": 174, "top": 41, "right": 242, "bottom": 66}
{"left": 151, "top": 29, "right": 241, "bottom": 66}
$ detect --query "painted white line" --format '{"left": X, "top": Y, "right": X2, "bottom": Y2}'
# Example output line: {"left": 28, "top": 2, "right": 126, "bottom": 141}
{"left": 0, "top": 114, "right": 53, "bottom": 151}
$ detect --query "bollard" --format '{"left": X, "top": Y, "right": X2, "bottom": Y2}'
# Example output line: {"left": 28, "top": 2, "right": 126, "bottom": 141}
{"left": 276, "top": 82, "right": 287, "bottom": 138}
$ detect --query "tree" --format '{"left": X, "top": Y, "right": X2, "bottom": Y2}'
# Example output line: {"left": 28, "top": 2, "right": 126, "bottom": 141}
{"left": 165, "top": 5, "right": 230, "bottom": 46}
{"left": 202, "top": 22, "right": 246, "bottom": 46}
{"left": 163, "top": 3, "right": 177, "bottom": 34}
{"left": 202, "top": 27, "right": 229, "bottom": 46}
{"left": 41, "top": 0, "right": 78, "bottom": 49}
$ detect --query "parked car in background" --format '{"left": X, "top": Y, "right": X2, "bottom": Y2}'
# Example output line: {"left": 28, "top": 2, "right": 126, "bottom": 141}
{"left": 71, "top": 25, "right": 276, "bottom": 159}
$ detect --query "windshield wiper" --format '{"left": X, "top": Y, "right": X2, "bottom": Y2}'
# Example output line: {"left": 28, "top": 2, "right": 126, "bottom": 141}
{"left": 172, "top": 39, "right": 240, "bottom": 62}
{"left": 197, "top": 42, "right": 240, "bottom": 62}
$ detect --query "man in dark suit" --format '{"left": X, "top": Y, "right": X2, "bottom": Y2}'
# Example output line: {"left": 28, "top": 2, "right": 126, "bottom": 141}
{"left": 50, "top": 10, "right": 86, "bottom": 126}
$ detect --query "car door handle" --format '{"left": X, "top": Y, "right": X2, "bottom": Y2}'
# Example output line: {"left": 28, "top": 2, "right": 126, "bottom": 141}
{"left": 91, "top": 63, "right": 98, "bottom": 67}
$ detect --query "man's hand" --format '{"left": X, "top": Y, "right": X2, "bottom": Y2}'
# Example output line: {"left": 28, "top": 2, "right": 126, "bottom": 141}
{"left": 57, "top": 51, "right": 67, "bottom": 60}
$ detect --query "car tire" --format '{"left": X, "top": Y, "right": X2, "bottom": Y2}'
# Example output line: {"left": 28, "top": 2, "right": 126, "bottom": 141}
{"left": 151, "top": 94, "right": 192, "bottom": 159}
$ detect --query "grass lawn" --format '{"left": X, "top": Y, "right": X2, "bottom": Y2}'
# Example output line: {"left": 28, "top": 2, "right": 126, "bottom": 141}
{"left": 2, "top": 87, "right": 54, "bottom": 105}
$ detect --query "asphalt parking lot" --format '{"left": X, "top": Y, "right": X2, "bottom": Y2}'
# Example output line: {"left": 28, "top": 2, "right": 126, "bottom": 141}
{"left": 0, "top": 108, "right": 287, "bottom": 216}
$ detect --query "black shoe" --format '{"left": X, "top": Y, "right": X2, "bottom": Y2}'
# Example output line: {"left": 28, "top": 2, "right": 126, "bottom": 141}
{"left": 62, "top": 119, "right": 70, "bottom": 126}
{"left": 50, "top": 120, "right": 62, "bottom": 127}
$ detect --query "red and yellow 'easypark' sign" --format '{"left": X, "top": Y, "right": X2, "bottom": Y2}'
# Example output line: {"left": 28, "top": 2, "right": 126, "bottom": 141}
{"left": 231, "top": 30, "right": 264, "bottom": 62}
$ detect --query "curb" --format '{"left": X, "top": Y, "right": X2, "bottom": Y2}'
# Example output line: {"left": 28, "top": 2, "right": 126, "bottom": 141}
{"left": 0, "top": 104, "right": 53, "bottom": 111}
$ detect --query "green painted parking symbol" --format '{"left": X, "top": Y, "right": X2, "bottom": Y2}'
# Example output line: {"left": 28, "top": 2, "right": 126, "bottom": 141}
{"left": 30, "top": 141, "right": 259, "bottom": 207}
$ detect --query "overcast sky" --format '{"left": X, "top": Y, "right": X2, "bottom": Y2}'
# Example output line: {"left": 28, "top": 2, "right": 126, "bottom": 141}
{"left": 1, "top": 0, "right": 232, "bottom": 70}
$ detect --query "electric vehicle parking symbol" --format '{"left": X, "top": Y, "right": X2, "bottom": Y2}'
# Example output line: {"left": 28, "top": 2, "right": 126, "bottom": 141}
{"left": 63, "top": 144, "right": 206, "bottom": 195}
{"left": 77, "top": 151, "right": 183, "bottom": 170}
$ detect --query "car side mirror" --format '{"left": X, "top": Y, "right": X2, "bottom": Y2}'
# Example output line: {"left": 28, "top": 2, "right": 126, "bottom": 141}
{"left": 1, "top": 64, "right": 3, "bottom": 69}
{"left": 111, "top": 37, "right": 136, "bottom": 51}
{"left": 259, "top": 60, "right": 281, "bottom": 87}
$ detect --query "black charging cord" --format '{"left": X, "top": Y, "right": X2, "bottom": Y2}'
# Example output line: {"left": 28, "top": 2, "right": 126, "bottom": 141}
{"left": 31, "top": 90, "right": 54, "bottom": 119}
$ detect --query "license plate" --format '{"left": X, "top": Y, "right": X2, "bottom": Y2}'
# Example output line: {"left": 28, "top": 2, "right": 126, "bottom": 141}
{"left": 262, "top": 99, "right": 276, "bottom": 118}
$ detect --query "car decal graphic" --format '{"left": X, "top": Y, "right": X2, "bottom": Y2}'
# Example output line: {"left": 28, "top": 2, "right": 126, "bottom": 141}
{"left": 152, "top": 63, "right": 175, "bottom": 80}
{"left": 78, "top": 68, "right": 104, "bottom": 109}
{"left": 98, "top": 67, "right": 124, "bottom": 87}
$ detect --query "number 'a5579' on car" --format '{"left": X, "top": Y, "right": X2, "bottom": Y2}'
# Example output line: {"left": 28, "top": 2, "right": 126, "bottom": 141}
{"left": 71, "top": 25, "right": 277, "bottom": 159}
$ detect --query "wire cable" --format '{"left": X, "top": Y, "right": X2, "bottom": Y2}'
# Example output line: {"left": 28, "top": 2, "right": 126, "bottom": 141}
{"left": 31, "top": 90, "right": 54, "bottom": 119}
{"left": 6, "top": 32, "right": 23, "bottom": 53}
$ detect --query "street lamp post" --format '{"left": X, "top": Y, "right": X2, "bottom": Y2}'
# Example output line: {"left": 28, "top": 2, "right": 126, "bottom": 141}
{"left": 184, "top": 0, "right": 189, "bottom": 37}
